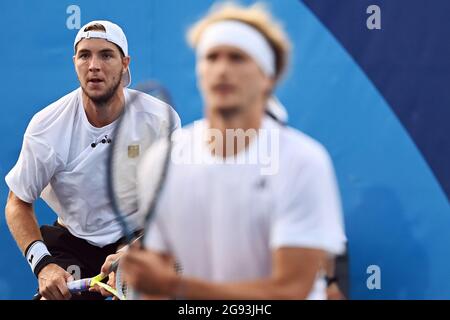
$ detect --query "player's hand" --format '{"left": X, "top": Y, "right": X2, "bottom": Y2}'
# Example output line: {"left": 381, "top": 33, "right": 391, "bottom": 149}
{"left": 89, "top": 252, "right": 124, "bottom": 298}
{"left": 38, "top": 263, "right": 74, "bottom": 300}
{"left": 121, "top": 250, "right": 178, "bottom": 296}
{"left": 89, "top": 272, "right": 118, "bottom": 298}
{"left": 100, "top": 252, "right": 124, "bottom": 277}
{"left": 327, "top": 282, "right": 346, "bottom": 300}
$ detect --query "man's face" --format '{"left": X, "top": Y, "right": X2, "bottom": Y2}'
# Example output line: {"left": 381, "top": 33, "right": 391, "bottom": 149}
{"left": 197, "top": 45, "right": 273, "bottom": 114}
{"left": 74, "top": 38, "right": 129, "bottom": 105}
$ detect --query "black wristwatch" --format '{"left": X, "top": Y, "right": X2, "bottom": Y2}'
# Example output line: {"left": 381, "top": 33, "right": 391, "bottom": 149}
{"left": 325, "top": 276, "right": 338, "bottom": 287}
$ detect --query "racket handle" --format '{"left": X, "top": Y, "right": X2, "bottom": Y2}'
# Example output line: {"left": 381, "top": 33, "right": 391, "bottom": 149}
{"left": 67, "top": 278, "right": 92, "bottom": 293}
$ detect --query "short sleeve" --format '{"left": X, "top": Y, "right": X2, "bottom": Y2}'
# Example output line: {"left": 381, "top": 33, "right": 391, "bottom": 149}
{"left": 5, "top": 133, "right": 62, "bottom": 203}
{"left": 270, "top": 147, "right": 346, "bottom": 255}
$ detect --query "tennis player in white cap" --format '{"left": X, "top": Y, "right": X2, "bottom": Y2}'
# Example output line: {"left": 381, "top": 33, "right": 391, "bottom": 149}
{"left": 5, "top": 20, "right": 179, "bottom": 300}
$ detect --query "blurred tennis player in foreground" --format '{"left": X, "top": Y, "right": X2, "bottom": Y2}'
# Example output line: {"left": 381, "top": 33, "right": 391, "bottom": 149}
{"left": 118, "top": 2, "right": 346, "bottom": 299}
{"left": 4, "top": 20, "right": 179, "bottom": 300}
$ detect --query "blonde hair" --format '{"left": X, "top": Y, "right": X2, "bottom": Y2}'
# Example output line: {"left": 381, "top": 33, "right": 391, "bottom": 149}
{"left": 187, "top": 2, "right": 291, "bottom": 81}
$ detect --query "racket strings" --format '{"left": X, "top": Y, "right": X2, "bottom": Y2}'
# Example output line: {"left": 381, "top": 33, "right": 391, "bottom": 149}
{"left": 108, "top": 81, "right": 177, "bottom": 300}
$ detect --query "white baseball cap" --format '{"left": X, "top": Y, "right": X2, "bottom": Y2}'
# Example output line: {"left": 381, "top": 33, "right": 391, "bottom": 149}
{"left": 74, "top": 20, "right": 131, "bottom": 87}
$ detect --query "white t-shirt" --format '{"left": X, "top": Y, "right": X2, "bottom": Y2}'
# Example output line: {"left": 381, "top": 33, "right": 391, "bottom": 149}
{"left": 5, "top": 87, "right": 180, "bottom": 247}
{"left": 140, "top": 116, "right": 346, "bottom": 299}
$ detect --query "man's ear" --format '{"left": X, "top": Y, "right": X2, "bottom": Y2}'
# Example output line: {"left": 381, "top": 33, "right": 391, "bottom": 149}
{"left": 122, "top": 56, "right": 131, "bottom": 73}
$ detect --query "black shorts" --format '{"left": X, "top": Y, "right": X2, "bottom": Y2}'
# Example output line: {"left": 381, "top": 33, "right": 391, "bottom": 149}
{"left": 38, "top": 221, "right": 126, "bottom": 300}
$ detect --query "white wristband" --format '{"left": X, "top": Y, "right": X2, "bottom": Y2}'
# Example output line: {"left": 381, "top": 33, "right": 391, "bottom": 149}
{"left": 25, "top": 240, "right": 51, "bottom": 273}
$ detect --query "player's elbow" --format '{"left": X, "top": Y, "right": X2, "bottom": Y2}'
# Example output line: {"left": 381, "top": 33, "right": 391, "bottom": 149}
{"left": 5, "top": 191, "right": 31, "bottom": 221}
{"left": 5, "top": 192, "right": 14, "bottom": 220}
{"left": 5, "top": 199, "right": 17, "bottom": 228}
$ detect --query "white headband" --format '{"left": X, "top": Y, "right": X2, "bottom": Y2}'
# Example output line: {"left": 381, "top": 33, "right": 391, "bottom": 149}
{"left": 196, "top": 20, "right": 275, "bottom": 77}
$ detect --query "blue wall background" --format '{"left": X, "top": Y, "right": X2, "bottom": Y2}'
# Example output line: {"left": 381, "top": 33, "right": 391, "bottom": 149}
{"left": 0, "top": 0, "right": 448, "bottom": 299}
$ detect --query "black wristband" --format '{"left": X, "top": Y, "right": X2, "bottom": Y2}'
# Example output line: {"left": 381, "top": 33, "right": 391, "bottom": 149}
{"left": 24, "top": 240, "right": 55, "bottom": 278}
{"left": 33, "top": 255, "right": 57, "bottom": 278}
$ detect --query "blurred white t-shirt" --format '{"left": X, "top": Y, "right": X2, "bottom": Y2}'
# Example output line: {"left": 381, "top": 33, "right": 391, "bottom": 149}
{"left": 141, "top": 116, "right": 346, "bottom": 299}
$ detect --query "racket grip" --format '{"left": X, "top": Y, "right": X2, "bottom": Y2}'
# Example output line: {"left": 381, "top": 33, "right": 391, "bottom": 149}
{"left": 67, "top": 278, "right": 92, "bottom": 293}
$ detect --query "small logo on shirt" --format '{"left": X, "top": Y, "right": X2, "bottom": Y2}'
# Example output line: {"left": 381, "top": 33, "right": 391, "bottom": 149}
{"left": 128, "top": 145, "right": 140, "bottom": 158}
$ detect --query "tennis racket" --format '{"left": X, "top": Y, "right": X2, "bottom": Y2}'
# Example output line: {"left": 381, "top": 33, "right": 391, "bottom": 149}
{"left": 107, "top": 80, "right": 176, "bottom": 243}
{"left": 106, "top": 80, "right": 177, "bottom": 299}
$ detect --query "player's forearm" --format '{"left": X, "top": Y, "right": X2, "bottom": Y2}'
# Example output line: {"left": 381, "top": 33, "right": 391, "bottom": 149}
{"left": 170, "top": 276, "right": 314, "bottom": 300}
{"left": 5, "top": 192, "right": 42, "bottom": 254}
